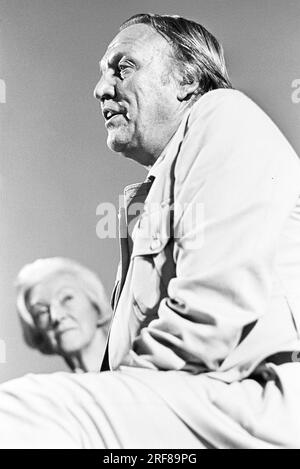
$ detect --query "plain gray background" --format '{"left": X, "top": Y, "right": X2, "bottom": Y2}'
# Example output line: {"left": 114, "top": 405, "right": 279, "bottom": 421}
{"left": 0, "top": 0, "right": 299, "bottom": 383}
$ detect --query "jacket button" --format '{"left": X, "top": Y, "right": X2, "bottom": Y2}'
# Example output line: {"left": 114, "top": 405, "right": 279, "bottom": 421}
{"left": 150, "top": 235, "right": 161, "bottom": 250}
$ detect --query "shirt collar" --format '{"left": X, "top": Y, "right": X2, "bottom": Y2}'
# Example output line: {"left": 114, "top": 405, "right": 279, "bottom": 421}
{"left": 122, "top": 105, "right": 192, "bottom": 196}
{"left": 147, "top": 107, "right": 191, "bottom": 180}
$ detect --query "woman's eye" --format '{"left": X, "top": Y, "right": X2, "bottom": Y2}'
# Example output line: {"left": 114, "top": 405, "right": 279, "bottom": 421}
{"left": 62, "top": 295, "right": 73, "bottom": 304}
{"left": 31, "top": 305, "right": 50, "bottom": 327}
{"left": 33, "top": 305, "right": 49, "bottom": 316}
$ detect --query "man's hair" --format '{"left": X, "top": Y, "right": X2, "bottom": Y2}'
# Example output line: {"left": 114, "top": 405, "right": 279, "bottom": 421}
{"left": 120, "top": 13, "right": 232, "bottom": 100}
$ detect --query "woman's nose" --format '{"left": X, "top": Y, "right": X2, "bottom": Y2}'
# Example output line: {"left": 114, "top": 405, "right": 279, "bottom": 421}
{"left": 49, "top": 303, "right": 65, "bottom": 327}
{"left": 93, "top": 72, "right": 116, "bottom": 102}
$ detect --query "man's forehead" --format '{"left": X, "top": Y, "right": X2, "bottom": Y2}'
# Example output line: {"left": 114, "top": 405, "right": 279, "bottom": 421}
{"left": 101, "top": 24, "right": 169, "bottom": 65}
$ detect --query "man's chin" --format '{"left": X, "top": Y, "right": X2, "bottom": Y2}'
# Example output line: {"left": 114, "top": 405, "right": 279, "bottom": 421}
{"left": 107, "top": 137, "right": 150, "bottom": 165}
{"left": 107, "top": 135, "right": 131, "bottom": 155}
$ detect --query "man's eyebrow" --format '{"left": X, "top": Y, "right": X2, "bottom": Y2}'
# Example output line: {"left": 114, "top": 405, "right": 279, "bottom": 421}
{"left": 99, "top": 51, "right": 127, "bottom": 74}
{"left": 98, "top": 58, "right": 106, "bottom": 74}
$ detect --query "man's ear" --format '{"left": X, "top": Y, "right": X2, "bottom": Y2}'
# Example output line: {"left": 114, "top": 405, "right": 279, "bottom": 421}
{"left": 177, "top": 78, "right": 199, "bottom": 102}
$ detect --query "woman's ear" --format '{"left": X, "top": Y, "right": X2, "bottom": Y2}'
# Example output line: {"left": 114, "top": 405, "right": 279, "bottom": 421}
{"left": 177, "top": 78, "right": 199, "bottom": 102}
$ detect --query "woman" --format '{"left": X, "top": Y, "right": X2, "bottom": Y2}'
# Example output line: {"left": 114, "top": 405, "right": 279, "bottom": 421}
{"left": 16, "top": 257, "right": 111, "bottom": 373}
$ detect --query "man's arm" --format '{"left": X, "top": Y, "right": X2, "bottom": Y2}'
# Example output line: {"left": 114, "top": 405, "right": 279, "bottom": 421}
{"left": 133, "top": 90, "right": 300, "bottom": 372}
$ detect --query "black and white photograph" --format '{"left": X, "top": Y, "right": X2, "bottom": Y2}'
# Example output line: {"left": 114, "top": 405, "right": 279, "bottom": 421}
{"left": 0, "top": 0, "right": 300, "bottom": 450}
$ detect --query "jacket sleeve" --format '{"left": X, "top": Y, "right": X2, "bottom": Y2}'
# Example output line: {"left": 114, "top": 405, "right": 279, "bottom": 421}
{"left": 132, "top": 90, "right": 300, "bottom": 372}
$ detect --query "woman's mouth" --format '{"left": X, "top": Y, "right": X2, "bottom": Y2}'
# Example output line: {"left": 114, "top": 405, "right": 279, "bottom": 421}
{"left": 55, "top": 326, "right": 77, "bottom": 337}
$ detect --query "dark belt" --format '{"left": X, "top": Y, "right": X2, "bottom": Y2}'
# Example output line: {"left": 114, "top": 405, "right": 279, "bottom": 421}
{"left": 251, "top": 351, "right": 300, "bottom": 384}
{"left": 265, "top": 351, "right": 300, "bottom": 366}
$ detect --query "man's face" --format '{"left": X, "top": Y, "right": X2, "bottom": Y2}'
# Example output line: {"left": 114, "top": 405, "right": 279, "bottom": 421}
{"left": 94, "top": 24, "right": 184, "bottom": 166}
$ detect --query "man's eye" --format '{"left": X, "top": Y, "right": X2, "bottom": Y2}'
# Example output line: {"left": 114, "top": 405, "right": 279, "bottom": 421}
{"left": 118, "top": 63, "right": 132, "bottom": 78}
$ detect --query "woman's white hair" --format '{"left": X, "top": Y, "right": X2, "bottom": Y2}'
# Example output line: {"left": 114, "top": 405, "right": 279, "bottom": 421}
{"left": 15, "top": 257, "right": 111, "bottom": 355}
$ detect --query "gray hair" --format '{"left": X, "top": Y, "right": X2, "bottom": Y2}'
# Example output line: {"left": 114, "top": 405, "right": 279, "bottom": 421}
{"left": 15, "top": 257, "right": 111, "bottom": 355}
{"left": 120, "top": 13, "right": 232, "bottom": 100}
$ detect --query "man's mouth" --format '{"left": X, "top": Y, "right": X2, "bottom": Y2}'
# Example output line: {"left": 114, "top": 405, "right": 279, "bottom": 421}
{"left": 106, "top": 113, "right": 123, "bottom": 124}
{"left": 102, "top": 107, "right": 127, "bottom": 125}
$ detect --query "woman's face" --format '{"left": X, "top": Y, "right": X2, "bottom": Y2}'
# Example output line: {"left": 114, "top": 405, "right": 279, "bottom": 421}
{"left": 27, "top": 274, "right": 100, "bottom": 355}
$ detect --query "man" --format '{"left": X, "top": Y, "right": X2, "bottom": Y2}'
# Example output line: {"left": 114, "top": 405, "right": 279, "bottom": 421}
{"left": 0, "top": 13, "right": 300, "bottom": 449}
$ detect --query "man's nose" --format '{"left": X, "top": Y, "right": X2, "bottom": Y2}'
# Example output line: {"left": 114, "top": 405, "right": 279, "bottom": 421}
{"left": 94, "top": 72, "right": 116, "bottom": 101}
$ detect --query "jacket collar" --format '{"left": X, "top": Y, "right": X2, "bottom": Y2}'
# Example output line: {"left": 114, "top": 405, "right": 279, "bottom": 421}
{"left": 147, "top": 107, "right": 191, "bottom": 181}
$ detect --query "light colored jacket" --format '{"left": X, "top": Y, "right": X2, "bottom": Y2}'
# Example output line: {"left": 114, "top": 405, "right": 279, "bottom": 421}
{"left": 106, "top": 89, "right": 300, "bottom": 382}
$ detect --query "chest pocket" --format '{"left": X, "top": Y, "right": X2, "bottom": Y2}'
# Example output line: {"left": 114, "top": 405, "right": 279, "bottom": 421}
{"left": 130, "top": 203, "right": 175, "bottom": 319}
{"left": 131, "top": 202, "right": 172, "bottom": 253}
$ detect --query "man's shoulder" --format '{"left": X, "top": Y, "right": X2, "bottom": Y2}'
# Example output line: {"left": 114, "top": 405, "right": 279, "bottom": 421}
{"left": 173, "top": 88, "right": 300, "bottom": 182}
{"left": 189, "top": 88, "right": 262, "bottom": 125}
{"left": 186, "top": 88, "right": 298, "bottom": 157}
{"left": 181, "top": 88, "right": 266, "bottom": 153}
